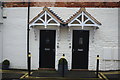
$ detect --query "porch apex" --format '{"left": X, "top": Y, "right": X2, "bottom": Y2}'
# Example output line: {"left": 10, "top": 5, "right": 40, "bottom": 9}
{"left": 67, "top": 8, "right": 102, "bottom": 29}
{"left": 29, "top": 7, "right": 64, "bottom": 27}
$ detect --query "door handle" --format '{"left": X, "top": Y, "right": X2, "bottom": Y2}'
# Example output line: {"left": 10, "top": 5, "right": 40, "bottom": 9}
{"left": 78, "top": 49, "right": 83, "bottom": 51}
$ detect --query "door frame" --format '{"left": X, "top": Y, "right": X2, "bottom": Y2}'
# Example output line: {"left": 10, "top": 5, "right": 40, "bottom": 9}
{"left": 71, "top": 29, "right": 89, "bottom": 70}
{"left": 39, "top": 29, "right": 57, "bottom": 69}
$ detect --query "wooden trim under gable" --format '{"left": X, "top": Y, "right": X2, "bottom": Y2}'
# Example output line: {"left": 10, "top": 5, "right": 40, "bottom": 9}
{"left": 82, "top": 8, "right": 102, "bottom": 25}
{"left": 29, "top": 7, "right": 64, "bottom": 24}
{"left": 30, "top": 7, "right": 101, "bottom": 26}
{"left": 29, "top": 10, "right": 45, "bottom": 24}
{"left": 44, "top": 7, "right": 63, "bottom": 23}
{"left": 66, "top": 8, "right": 83, "bottom": 24}
{"left": 66, "top": 8, "right": 102, "bottom": 25}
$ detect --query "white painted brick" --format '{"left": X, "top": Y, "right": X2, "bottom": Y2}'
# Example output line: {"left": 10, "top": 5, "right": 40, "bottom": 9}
{"left": 0, "top": 25, "right": 3, "bottom": 63}
{"left": 1, "top": 7, "right": 119, "bottom": 71}
{"left": 0, "top": 7, "right": 3, "bottom": 63}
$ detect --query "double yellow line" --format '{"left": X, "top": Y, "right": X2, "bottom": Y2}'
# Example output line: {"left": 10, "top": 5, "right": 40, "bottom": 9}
{"left": 99, "top": 72, "right": 109, "bottom": 80}
{"left": 0, "top": 70, "right": 26, "bottom": 74}
{"left": 20, "top": 72, "right": 33, "bottom": 79}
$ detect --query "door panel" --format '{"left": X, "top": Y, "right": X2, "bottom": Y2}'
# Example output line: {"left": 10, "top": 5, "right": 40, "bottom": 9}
{"left": 72, "top": 30, "right": 89, "bottom": 69}
{"left": 39, "top": 30, "right": 56, "bottom": 68}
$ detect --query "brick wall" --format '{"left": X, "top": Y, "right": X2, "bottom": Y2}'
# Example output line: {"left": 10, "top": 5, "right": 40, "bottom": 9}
{"left": 2, "top": 2, "right": 120, "bottom": 7}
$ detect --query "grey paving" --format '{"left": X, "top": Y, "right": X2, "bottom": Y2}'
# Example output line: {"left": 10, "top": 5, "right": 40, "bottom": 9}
{"left": 104, "top": 74, "right": 120, "bottom": 80}
{"left": 1, "top": 73, "right": 24, "bottom": 80}
{"left": 31, "top": 70, "right": 97, "bottom": 78}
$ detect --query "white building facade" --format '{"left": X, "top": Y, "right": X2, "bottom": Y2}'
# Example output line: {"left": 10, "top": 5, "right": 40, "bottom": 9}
{"left": 0, "top": 7, "right": 119, "bottom": 71}
{"left": 0, "top": 2, "right": 3, "bottom": 63}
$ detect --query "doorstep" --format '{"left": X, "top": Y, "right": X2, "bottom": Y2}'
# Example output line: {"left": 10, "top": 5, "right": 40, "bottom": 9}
{"left": 38, "top": 68, "right": 56, "bottom": 71}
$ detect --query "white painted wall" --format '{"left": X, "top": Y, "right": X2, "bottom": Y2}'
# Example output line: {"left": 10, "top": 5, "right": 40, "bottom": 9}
{"left": 118, "top": 8, "right": 120, "bottom": 69}
{"left": 2, "top": 8, "right": 27, "bottom": 69}
{"left": 0, "top": 5, "right": 3, "bottom": 63}
{"left": 0, "top": 24, "right": 2, "bottom": 80}
{"left": 0, "top": 3, "right": 3, "bottom": 80}
{"left": 0, "top": 1, "right": 2, "bottom": 23}
{"left": 86, "top": 8, "right": 118, "bottom": 70}
{"left": 2, "top": 7, "right": 119, "bottom": 71}
{"left": 0, "top": 25, "right": 3, "bottom": 63}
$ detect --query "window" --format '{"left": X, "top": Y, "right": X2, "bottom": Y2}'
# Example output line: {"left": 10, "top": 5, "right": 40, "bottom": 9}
{"left": 79, "top": 37, "right": 83, "bottom": 45}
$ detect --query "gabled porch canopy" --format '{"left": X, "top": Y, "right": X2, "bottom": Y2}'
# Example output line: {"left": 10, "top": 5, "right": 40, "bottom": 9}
{"left": 66, "top": 8, "right": 101, "bottom": 29}
{"left": 29, "top": 7, "right": 64, "bottom": 28}
{"left": 29, "top": 7, "right": 101, "bottom": 29}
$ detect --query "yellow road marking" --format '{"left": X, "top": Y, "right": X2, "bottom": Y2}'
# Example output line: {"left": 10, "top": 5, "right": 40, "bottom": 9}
{"left": 98, "top": 74, "right": 102, "bottom": 79}
{"left": 0, "top": 70, "right": 27, "bottom": 74}
{"left": 20, "top": 72, "right": 28, "bottom": 79}
{"left": 24, "top": 76, "right": 101, "bottom": 79}
{"left": 99, "top": 72, "right": 109, "bottom": 80}
{"left": 102, "top": 71, "right": 120, "bottom": 74}
{"left": 25, "top": 72, "right": 33, "bottom": 78}
{"left": 95, "top": 72, "right": 103, "bottom": 79}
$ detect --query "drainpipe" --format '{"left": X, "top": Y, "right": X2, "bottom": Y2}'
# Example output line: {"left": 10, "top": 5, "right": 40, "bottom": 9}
{"left": 27, "top": 0, "right": 31, "bottom": 76}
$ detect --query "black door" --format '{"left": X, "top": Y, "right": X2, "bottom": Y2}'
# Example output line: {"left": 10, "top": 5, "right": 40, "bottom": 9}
{"left": 39, "top": 30, "right": 56, "bottom": 68}
{"left": 72, "top": 30, "right": 89, "bottom": 69}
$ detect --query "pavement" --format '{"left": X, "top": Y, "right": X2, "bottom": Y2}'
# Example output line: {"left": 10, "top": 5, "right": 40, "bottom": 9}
{"left": 0, "top": 69, "right": 27, "bottom": 80}
{"left": 0, "top": 69, "right": 120, "bottom": 80}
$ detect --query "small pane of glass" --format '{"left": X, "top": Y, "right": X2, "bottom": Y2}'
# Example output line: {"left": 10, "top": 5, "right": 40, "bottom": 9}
{"left": 46, "top": 38, "right": 50, "bottom": 44}
{"left": 79, "top": 37, "right": 83, "bottom": 45}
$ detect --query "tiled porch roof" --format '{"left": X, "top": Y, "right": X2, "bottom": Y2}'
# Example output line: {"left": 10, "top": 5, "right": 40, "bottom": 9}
{"left": 30, "top": 7, "right": 101, "bottom": 26}
{"left": 66, "top": 8, "right": 102, "bottom": 25}
{"left": 29, "top": 7, "right": 64, "bottom": 24}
